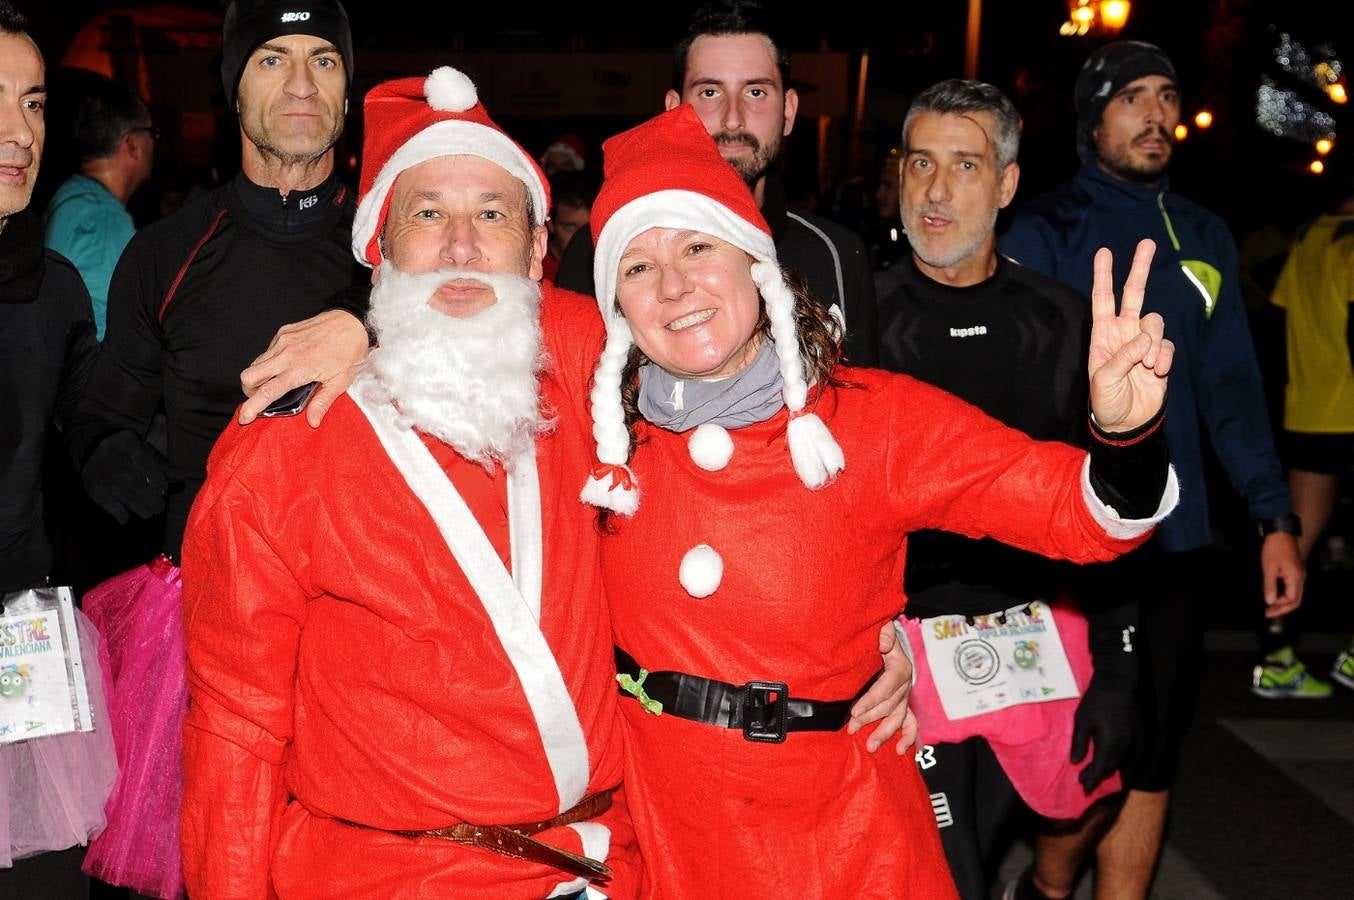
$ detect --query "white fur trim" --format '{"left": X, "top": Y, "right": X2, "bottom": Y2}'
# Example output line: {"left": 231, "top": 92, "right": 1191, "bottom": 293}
{"left": 688, "top": 423, "right": 734, "bottom": 471}
{"left": 424, "top": 66, "right": 477, "bottom": 112}
{"left": 352, "top": 120, "right": 547, "bottom": 265}
{"left": 592, "top": 190, "right": 777, "bottom": 321}
{"left": 787, "top": 412, "right": 845, "bottom": 489}
{"left": 679, "top": 544, "right": 724, "bottom": 598}
{"left": 579, "top": 468, "right": 639, "bottom": 516}
{"left": 547, "top": 823, "right": 612, "bottom": 898}
{"left": 351, "top": 385, "right": 588, "bottom": 812}
{"left": 1079, "top": 457, "right": 1180, "bottom": 540}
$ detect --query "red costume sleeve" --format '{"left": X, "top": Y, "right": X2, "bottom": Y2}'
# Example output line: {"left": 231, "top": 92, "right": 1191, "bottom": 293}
{"left": 180, "top": 426, "right": 306, "bottom": 900}
{"left": 882, "top": 375, "right": 1152, "bottom": 561}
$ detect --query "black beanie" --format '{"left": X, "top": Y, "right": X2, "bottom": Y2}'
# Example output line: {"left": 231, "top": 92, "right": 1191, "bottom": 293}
{"left": 1074, "top": 41, "right": 1177, "bottom": 165}
{"left": 221, "top": 0, "right": 354, "bottom": 109}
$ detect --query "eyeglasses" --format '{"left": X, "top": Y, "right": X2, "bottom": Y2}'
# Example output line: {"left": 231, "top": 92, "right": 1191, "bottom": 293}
{"left": 129, "top": 126, "right": 160, "bottom": 141}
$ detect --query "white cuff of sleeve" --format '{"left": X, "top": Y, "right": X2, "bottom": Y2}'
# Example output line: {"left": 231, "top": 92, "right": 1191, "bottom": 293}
{"left": 1080, "top": 456, "right": 1180, "bottom": 540}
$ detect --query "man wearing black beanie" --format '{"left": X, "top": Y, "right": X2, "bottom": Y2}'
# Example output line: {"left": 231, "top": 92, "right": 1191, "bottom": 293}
{"left": 62, "top": 3, "right": 369, "bottom": 895}
{"left": 999, "top": 40, "right": 1303, "bottom": 900}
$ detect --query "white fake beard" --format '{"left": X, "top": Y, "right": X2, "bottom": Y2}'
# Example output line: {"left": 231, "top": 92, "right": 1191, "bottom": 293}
{"left": 360, "top": 264, "right": 551, "bottom": 469}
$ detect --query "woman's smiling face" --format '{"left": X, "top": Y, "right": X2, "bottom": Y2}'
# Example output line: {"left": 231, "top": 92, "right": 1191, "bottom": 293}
{"left": 615, "top": 227, "right": 762, "bottom": 380}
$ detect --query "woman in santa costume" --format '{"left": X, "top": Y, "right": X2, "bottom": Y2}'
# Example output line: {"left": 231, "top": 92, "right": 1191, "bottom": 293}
{"left": 579, "top": 105, "right": 1179, "bottom": 898}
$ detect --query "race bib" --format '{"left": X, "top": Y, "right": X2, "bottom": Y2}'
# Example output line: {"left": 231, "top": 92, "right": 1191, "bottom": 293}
{"left": 0, "top": 586, "right": 95, "bottom": 744}
{"left": 919, "top": 600, "right": 1080, "bottom": 721}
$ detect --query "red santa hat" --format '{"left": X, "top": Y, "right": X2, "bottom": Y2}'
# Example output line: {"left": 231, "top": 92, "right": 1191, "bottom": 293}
{"left": 580, "top": 104, "right": 844, "bottom": 516}
{"left": 351, "top": 67, "right": 550, "bottom": 267}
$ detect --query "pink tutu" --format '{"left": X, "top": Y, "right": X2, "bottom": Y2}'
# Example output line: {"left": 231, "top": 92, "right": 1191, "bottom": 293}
{"left": 82, "top": 557, "right": 187, "bottom": 899}
{"left": 902, "top": 600, "right": 1122, "bottom": 820}
{"left": 0, "top": 608, "right": 118, "bottom": 867}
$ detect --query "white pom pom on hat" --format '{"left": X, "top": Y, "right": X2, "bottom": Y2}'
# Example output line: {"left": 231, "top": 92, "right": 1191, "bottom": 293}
{"left": 424, "top": 66, "right": 477, "bottom": 112}
{"left": 679, "top": 545, "right": 724, "bottom": 598}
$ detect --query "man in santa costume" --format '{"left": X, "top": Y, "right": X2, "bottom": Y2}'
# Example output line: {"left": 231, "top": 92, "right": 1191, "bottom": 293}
{"left": 179, "top": 67, "right": 640, "bottom": 899}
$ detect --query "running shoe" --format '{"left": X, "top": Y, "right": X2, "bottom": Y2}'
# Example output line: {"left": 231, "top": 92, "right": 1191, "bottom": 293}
{"left": 1332, "top": 650, "right": 1354, "bottom": 691}
{"left": 1252, "top": 646, "right": 1333, "bottom": 699}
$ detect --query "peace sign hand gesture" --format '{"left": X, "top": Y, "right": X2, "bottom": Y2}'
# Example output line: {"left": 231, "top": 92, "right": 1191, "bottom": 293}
{"left": 1088, "top": 239, "right": 1174, "bottom": 432}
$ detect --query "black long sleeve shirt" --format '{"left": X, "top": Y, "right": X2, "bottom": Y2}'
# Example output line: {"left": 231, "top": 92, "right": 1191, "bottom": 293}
{"left": 1, "top": 211, "right": 99, "bottom": 590}
{"left": 879, "top": 253, "right": 1140, "bottom": 650}
{"left": 64, "top": 171, "right": 367, "bottom": 560}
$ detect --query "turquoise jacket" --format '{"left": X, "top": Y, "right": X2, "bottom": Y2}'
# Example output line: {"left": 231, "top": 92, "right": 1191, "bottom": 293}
{"left": 44, "top": 174, "right": 136, "bottom": 340}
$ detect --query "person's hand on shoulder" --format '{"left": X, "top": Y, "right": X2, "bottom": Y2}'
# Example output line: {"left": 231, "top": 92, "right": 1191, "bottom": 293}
{"left": 238, "top": 309, "right": 370, "bottom": 428}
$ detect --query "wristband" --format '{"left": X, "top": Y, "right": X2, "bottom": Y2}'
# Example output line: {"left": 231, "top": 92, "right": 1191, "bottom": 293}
{"left": 1257, "top": 513, "right": 1302, "bottom": 538}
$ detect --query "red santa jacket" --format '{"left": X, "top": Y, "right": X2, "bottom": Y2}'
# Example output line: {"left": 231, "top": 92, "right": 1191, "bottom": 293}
{"left": 601, "top": 370, "right": 1164, "bottom": 899}
{"left": 180, "top": 287, "right": 636, "bottom": 899}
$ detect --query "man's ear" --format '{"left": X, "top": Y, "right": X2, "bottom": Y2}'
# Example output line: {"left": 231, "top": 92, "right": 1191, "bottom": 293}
{"left": 782, "top": 87, "right": 800, "bottom": 136}
{"left": 664, "top": 89, "right": 682, "bottom": 111}
{"left": 998, "top": 161, "right": 1020, "bottom": 209}
{"left": 528, "top": 224, "right": 548, "bottom": 283}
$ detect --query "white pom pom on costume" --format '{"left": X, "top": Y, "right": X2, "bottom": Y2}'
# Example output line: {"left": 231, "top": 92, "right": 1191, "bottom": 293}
{"left": 678, "top": 544, "right": 724, "bottom": 598}
{"left": 787, "top": 412, "right": 845, "bottom": 489}
{"left": 688, "top": 423, "right": 734, "bottom": 471}
{"left": 425, "top": 67, "right": 477, "bottom": 112}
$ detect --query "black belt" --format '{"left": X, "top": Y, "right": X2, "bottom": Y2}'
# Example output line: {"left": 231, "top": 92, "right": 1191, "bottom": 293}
{"left": 614, "top": 647, "right": 879, "bottom": 744}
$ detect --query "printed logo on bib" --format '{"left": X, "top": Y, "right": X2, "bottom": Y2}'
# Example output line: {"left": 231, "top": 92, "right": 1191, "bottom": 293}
{"left": 920, "top": 600, "right": 1080, "bottom": 720}
{"left": 954, "top": 638, "right": 1000, "bottom": 685}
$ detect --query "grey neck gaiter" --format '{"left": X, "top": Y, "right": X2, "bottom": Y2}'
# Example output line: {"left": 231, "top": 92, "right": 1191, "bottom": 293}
{"left": 637, "top": 337, "right": 785, "bottom": 433}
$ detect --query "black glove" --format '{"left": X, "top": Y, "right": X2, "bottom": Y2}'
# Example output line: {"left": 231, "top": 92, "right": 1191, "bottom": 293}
{"left": 1070, "top": 671, "right": 1136, "bottom": 793}
{"left": 80, "top": 430, "right": 169, "bottom": 524}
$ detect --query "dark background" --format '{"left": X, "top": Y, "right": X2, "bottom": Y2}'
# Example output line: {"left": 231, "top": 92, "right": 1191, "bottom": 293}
{"left": 18, "top": 0, "right": 1349, "bottom": 234}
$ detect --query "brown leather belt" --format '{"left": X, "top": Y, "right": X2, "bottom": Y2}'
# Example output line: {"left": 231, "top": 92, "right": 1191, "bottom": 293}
{"left": 340, "top": 788, "right": 613, "bottom": 881}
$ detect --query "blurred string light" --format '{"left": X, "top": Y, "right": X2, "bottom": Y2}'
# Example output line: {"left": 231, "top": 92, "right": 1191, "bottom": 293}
{"left": 1174, "top": 123, "right": 1189, "bottom": 141}
{"left": 1059, "top": 0, "right": 1130, "bottom": 37}
{"left": 1270, "top": 32, "right": 1347, "bottom": 103}
{"left": 1194, "top": 110, "right": 1214, "bottom": 129}
{"left": 1257, "top": 76, "right": 1337, "bottom": 142}
{"left": 1261, "top": 30, "right": 1343, "bottom": 173}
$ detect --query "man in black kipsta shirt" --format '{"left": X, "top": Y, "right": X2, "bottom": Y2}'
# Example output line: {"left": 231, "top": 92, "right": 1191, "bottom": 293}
{"left": 878, "top": 80, "right": 1146, "bottom": 900}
